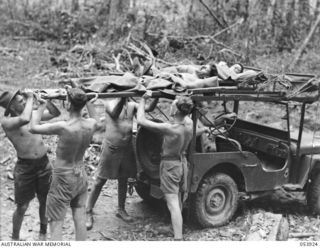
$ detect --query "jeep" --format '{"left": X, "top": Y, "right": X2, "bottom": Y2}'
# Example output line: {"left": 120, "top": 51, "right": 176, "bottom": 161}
{"left": 134, "top": 80, "right": 320, "bottom": 228}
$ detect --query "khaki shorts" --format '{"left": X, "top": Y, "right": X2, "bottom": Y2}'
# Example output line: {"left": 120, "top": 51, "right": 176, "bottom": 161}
{"left": 14, "top": 155, "right": 52, "bottom": 205}
{"left": 160, "top": 159, "right": 183, "bottom": 194}
{"left": 95, "top": 141, "right": 137, "bottom": 179}
{"left": 46, "top": 167, "right": 88, "bottom": 221}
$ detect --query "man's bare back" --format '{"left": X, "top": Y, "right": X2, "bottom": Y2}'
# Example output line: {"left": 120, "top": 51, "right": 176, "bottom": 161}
{"left": 161, "top": 117, "right": 193, "bottom": 158}
{"left": 30, "top": 88, "right": 97, "bottom": 241}
{"left": 55, "top": 118, "right": 97, "bottom": 169}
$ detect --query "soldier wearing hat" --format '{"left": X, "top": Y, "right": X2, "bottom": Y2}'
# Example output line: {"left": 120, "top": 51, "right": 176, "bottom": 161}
{"left": 0, "top": 89, "right": 60, "bottom": 241}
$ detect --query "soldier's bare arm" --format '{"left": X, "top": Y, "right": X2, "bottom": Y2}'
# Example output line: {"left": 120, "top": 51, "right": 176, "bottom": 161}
{"left": 40, "top": 100, "right": 61, "bottom": 121}
{"left": 105, "top": 98, "right": 126, "bottom": 119}
{"left": 1, "top": 90, "right": 34, "bottom": 131}
{"left": 131, "top": 96, "right": 159, "bottom": 113}
{"left": 86, "top": 94, "right": 104, "bottom": 131}
{"left": 29, "top": 99, "right": 65, "bottom": 135}
{"left": 137, "top": 97, "right": 173, "bottom": 135}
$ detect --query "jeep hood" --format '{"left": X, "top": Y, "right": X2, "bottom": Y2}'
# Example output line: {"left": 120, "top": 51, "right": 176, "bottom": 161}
{"left": 291, "top": 131, "right": 320, "bottom": 155}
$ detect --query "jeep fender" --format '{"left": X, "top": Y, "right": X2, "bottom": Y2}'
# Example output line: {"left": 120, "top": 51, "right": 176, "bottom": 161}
{"left": 308, "top": 156, "right": 320, "bottom": 182}
{"left": 189, "top": 152, "right": 254, "bottom": 193}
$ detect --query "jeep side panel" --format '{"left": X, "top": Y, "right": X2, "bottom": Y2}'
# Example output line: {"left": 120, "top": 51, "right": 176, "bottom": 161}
{"left": 189, "top": 151, "right": 290, "bottom": 193}
{"left": 290, "top": 154, "right": 320, "bottom": 186}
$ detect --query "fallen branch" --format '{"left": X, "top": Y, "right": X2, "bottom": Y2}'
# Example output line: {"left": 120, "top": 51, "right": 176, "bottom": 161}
{"left": 122, "top": 48, "right": 133, "bottom": 66}
{"left": 99, "top": 231, "right": 116, "bottom": 241}
{"left": 137, "top": 40, "right": 155, "bottom": 63}
{"left": 126, "top": 42, "right": 177, "bottom": 67}
{"left": 245, "top": 212, "right": 288, "bottom": 241}
{"left": 7, "top": 20, "right": 58, "bottom": 39}
{"left": 146, "top": 32, "right": 236, "bottom": 53}
{"left": 112, "top": 53, "right": 122, "bottom": 72}
{"left": 0, "top": 47, "right": 18, "bottom": 53}
{"left": 83, "top": 53, "right": 93, "bottom": 71}
{"left": 211, "top": 38, "right": 236, "bottom": 51}
{"left": 289, "top": 233, "right": 318, "bottom": 238}
{"left": 155, "top": 58, "right": 178, "bottom": 66}
{"left": 199, "top": 0, "right": 225, "bottom": 28}
{"left": 218, "top": 48, "right": 242, "bottom": 58}
{"left": 288, "top": 13, "right": 320, "bottom": 70}
{"left": 69, "top": 44, "right": 85, "bottom": 54}
{"left": 212, "top": 18, "right": 244, "bottom": 38}
{"left": 0, "top": 156, "right": 10, "bottom": 165}
{"left": 127, "top": 43, "right": 149, "bottom": 58}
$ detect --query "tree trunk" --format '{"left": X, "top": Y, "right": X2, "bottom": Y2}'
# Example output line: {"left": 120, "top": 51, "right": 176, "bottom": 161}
{"left": 288, "top": 13, "right": 320, "bottom": 70}
{"left": 294, "top": 0, "right": 299, "bottom": 25}
{"left": 267, "top": 0, "right": 276, "bottom": 21}
{"left": 71, "top": 0, "right": 79, "bottom": 12}
{"left": 107, "top": 0, "right": 130, "bottom": 39}
{"left": 309, "top": 0, "right": 317, "bottom": 17}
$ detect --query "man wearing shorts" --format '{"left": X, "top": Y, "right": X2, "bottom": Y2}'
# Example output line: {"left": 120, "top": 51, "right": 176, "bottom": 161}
{"left": 0, "top": 89, "right": 60, "bottom": 240}
{"left": 85, "top": 96, "right": 158, "bottom": 229}
{"left": 30, "top": 88, "right": 98, "bottom": 241}
{"left": 137, "top": 94, "right": 194, "bottom": 240}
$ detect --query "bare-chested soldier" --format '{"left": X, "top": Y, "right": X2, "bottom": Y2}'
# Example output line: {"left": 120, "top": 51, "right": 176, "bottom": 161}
{"left": 0, "top": 89, "right": 60, "bottom": 241}
{"left": 137, "top": 94, "right": 194, "bottom": 240}
{"left": 85, "top": 96, "right": 158, "bottom": 229}
{"left": 30, "top": 88, "right": 98, "bottom": 241}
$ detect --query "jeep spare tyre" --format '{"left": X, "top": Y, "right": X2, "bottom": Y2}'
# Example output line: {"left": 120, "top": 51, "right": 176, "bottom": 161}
{"left": 136, "top": 122, "right": 164, "bottom": 179}
{"left": 135, "top": 181, "right": 160, "bottom": 203}
{"left": 191, "top": 173, "right": 239, "bottom": 227}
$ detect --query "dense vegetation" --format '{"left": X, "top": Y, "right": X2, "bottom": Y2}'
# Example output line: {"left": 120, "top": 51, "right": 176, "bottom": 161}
{"left": 0, "top": 0, "right": 320, "bottom": 73}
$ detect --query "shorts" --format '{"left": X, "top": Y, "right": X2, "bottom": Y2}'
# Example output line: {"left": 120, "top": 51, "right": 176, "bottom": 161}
{"left": 46, "top": 167, "right": 88, "bottom": 221}
{"left": 95, "top": 140, "right": 137, "bottom": 179}
{"left": 14, "top": 155, "right": 52, "bottom": 205}
{"left": 160, "top": 158, "right": 183, "bottom": 194}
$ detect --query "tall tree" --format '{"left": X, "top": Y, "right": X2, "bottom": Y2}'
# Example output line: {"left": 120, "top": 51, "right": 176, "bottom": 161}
{"left": 71, "top": 0, "right": 79, "bottom": 12}
{"left": 107, "top": 0, "right": 130, "bottom": 39}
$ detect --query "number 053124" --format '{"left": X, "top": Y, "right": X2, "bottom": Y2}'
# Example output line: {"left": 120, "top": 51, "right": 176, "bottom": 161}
{"left": 300, "top": 242, "right": 318, "bottom": 246}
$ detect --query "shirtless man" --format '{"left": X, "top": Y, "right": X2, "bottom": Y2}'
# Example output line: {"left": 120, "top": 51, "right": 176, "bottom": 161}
{"left": 137, "top": 94, "right": 194, "bottom": 240}
{"left": 30, "top": 88, "right": 98, "bottom": 241}
{"left": 0, "top": 89, "right": 60, "bottom": 241}
{"left": 85, "top": 96, "right": 158, "bottom": 229}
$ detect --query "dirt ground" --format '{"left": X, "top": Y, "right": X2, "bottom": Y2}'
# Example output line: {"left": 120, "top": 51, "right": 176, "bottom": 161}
{"left": 1, "top": 38, "right": 320, "bottom": 241}
{"left": 1, "top": 143, "right": 320, "bottom": 241}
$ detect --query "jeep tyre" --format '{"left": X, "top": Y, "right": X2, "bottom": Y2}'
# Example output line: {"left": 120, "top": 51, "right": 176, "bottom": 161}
{"left": 191, "top": 173, "right": 238, "bottom": 227}
{"left": 307, "top": 171, "right": 320, "bottom": 214}
{"left": 135, "top": 181, "right": 158, "bottom": 203}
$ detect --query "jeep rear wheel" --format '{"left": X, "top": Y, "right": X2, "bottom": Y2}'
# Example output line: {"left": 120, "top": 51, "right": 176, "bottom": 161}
{"left": 191, "top": 173, "right": 238, "bottom": 227}
{"left": 307, "top": 171, "right": 320, "bottom": 214}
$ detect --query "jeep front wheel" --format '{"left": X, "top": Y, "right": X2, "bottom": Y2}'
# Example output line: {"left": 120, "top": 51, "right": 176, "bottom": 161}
{"left": 191, "top": 173, "right": 239, "bottom": 227}
{"left": 307, "top": 171, "right": 320, "bottom": 214}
